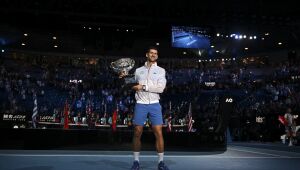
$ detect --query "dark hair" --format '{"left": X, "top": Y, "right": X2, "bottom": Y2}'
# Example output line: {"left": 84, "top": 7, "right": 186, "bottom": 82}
{"left": 146, "top": 46, "right": 158, "bottom": 53}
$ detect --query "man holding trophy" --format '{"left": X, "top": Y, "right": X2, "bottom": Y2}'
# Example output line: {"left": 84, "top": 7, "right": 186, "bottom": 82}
{"left": 113, "top": 47, "right": 169, "bottom": 170}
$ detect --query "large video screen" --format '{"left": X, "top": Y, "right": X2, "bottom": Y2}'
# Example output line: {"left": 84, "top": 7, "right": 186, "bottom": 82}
{"left": 171, "top": 26, "right": 211, "bottom": 49}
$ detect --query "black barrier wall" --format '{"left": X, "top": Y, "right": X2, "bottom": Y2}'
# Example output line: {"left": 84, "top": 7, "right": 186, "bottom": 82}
{"left": 0, "top": 128, "right": 227, "bottom": 151}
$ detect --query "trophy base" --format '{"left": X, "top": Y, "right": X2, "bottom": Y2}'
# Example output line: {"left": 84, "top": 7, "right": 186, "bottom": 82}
{"left": 122, "top": 83, "right": 139, "bottom": 90}
{"left": 119, "top": 76, "right": 138, "bottom": 90}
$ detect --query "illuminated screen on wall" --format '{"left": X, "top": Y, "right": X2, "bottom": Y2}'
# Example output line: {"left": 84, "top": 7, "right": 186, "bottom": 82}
{"left": 171, "top": 26, "right": 211, "bottom": 49}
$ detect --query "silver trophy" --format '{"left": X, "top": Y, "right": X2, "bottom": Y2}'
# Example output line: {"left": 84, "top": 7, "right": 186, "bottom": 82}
{"left": 110, "top": 58, "right": 136, "bottom": 84}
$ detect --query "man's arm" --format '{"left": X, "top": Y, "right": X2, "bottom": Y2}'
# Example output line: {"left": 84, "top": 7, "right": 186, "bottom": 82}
{"left": 143, "top": 69, "right": 166, "bottom": 93}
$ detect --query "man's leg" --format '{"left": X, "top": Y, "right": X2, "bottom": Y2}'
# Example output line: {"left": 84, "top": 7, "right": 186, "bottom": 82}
{"left": 133, "top": 125, "right": 144, "bottom": 154}
{"left": 131, "top": 125, "right": 143, "bottom": 170}
{"left": 152, "top": 125, "right": 169, "bottom": 170}
{"left": 152, "top": 125, "right": 164, "bottom": 153}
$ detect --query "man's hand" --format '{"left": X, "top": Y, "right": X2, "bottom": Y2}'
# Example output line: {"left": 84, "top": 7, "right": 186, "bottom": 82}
{"left": 119, "top": 71, "right": 126, "bottom": 79}
{"left": 132, "top": 84, "right": 143, "bottom": 91}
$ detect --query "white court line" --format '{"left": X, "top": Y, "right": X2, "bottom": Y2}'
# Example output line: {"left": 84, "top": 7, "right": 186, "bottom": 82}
{"left": 229, "top": 145, "right": 300, "bottom": 155}
{"left": 186, "top": 40, "right": 196, "bottom": 46}
{"left": 0, "top": 154, "right": 300, "bottom": 159}
{"left": 228, "top": 147, "right": 282, "bottom": 157}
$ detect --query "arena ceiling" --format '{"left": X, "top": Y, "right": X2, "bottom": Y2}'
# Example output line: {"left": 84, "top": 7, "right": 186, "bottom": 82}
{"left": 0, "top": 0, "right": 299, "bottom": 57}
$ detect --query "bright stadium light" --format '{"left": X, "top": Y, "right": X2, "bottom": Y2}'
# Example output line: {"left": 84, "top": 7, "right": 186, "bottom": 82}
{"left": 217, "top": 33, "right": 220, "bottom": 37}
{"left": 249, "top": 36, "right": 253, "bottom": 40}
{"left": 235, "top": 35, "right": 239, "bottom": 39}
{"left": 239, "top": 35, "right": 243, "bottom": 39}
{"left": 278, "top": 42, "right": 282, "bottom": 45}
{"left": 243, "top": 35, "right": 247, "bottom": 38}
{"left": 211, "top": 45, "right": 214, "bottom": 48}
{"left": 24, "top": 33, "right": 28, "bottom": 36}
{"left": 253, "top": 36, "right": 257, "bottom": 39}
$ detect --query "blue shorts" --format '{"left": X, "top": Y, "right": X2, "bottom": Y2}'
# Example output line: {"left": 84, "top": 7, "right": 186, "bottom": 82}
{"left": 133, "top": 103, "right": 163, "bottom": 126}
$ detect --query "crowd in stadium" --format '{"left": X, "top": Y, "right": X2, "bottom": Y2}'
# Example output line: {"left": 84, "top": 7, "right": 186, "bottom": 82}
{"left": 0, "top": 52, "right": 299, "bottom": 142}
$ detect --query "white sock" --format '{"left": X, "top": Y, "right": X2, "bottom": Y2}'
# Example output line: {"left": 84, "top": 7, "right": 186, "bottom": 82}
{"left": 158, "top": 152, "right": 164, "bottom": 163}
{"left": 133, "top": 152, "right": 140, "bottom": 162}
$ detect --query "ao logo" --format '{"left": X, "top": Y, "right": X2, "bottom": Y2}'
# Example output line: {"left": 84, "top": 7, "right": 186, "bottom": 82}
{"left": 225, "top": 98, "right": 233, "bottom": 103}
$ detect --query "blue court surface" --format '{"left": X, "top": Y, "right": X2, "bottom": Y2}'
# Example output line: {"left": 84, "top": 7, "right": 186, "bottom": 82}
{"left": 1, "top": 142, "right": 300, "bottom": 170}
{"left": 172, "top": 33, "right": 210, "bottom": 49}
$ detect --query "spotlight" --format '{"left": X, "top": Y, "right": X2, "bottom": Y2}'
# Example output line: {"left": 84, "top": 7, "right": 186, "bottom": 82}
{"left": 249, "top": 36, "right": 253, "bottom": 40}
{"left": 245, "top": 47, "right": 248, "bottom": 50}
{"left": 21, "top": 43, "right": 26, "bottom": 46}
{"left": 235, "top": 35, "right": 239, "bottom": 39}
{"left": 1, "top": 49, "right": 4, "bottom": 53}
{"left": 211, "top": 45, "right": 214, "bottom": 48}
{"left": 24, "top": 33, "right": 28, "bottom": 36}
{"left": 53, "top": 37, "right": 57, "bottom": 40}
{"left": 239, "top": 35, "right": 243, "bottom": 39}
{"left": 217, "top": 33, "right": 220, "bottom": 36}
{"left": 278, "top": 42, "right": 282, "bottom": 45}
{"left": 253, "top": 36, "right": 257, "bottom": 39}
{"left": 243, "top": 35, "right": 247, "bottom": 38}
